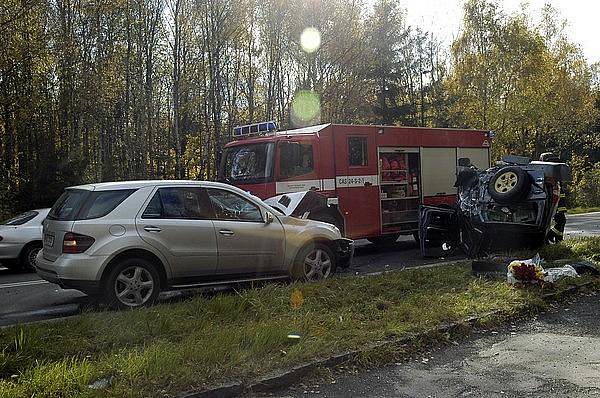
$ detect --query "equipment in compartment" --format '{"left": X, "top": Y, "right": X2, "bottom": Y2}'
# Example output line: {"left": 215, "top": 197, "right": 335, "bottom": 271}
{"left": 378, "top": 149, "right": 421, "bottom": 232}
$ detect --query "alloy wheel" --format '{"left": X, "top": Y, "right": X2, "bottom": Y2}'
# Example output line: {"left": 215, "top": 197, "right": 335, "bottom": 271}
{"left": 27, "top": 247, "right": 41, "bottom": 268}
{"left": 114, "top": 266, "right": 155, "bottom": 307}
{"left": 494, "top": 171, "right": 518, "bottom": 193}
{"left": 303, "top": 248, "right": 332, "bottom": 280}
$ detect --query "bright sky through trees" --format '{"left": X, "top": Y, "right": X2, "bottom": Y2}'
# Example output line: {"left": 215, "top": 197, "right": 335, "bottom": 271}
{"left": 375, "top": 0, "right": 600, "bottom": 63}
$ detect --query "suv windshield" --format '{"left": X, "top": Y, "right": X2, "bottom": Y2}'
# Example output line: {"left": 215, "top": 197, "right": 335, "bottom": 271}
{"left": 219, "top": 143, "right": 274, "bottom": 183}
{"left": 2, "top": 211, "right": 39, "bottom": 225}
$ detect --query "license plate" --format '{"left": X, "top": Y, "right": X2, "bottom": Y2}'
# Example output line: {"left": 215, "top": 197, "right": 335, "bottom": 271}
{"left": 44, "top": 233, "right": 55, "bottom": 248}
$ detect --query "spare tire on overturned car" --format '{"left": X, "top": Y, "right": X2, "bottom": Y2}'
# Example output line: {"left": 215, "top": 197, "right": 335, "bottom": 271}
{"left": 488, "top": 166, "right": 530, "bottom": 203}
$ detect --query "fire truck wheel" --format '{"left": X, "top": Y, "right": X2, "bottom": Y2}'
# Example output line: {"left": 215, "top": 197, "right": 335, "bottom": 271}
{"left": 367, "top": 234, "right": 399, "bottom": 246}
{"left": 291, "top": 242, "right": 336, "bottom": 281}
{"left": 488, "top": 166, "right": 530, "bottom": 203}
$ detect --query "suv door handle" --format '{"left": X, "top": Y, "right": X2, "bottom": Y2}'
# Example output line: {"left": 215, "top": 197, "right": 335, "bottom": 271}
{"left": 144, "top": 226, "right": 162, "bottom": 233}
{"left": 219, "top": 229, "right": 234, "bottom": 236}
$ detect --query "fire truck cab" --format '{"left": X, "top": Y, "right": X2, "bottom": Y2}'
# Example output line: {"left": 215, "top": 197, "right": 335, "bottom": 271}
{"left": 218, "top": 123, "right": 492, "bottom": 242}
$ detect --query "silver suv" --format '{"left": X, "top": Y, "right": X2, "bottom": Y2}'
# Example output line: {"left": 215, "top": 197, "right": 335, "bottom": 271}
{"left": 36, "top": 181, "right": 353, "bottom": 308}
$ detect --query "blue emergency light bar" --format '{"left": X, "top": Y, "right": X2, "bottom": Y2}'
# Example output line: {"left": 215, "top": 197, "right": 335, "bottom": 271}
{"left": 233, "top": 121, "right": 277, "bottom": 137}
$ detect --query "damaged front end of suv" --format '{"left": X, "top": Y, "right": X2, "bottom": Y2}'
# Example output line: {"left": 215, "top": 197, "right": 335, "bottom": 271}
{"left": 419, "top": 155, "right": 571, "bottom": 258}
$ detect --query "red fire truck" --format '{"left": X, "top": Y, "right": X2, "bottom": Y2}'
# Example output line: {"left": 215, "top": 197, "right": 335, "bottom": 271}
{"left": 218, "top": 123, "right": 492, "bottom": 242}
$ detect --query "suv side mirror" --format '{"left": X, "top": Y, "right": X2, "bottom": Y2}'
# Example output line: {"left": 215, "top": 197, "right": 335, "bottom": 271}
{"left": 265, "top": 211, "right": 275, "bottom": 224}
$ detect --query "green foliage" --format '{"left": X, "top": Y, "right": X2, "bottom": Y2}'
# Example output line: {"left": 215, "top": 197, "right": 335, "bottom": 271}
{"left": 448, "top": 0, "right": 597, "bottom": 162}
{"left": 571, "top": 162, "right": 600, "bottom": 207}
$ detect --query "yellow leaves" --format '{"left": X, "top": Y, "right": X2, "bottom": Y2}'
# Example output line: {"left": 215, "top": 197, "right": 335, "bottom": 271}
{"left": 449, "top": 0, "right": 595, "bottom": 157}
{"left": 290, "top": 288, "right": 304, "bottom": 310}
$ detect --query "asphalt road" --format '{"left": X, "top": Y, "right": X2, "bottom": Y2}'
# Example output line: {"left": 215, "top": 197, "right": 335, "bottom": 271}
{"left": 262, "top": 291, "right": 600, "bottom": 398}
{"left": 0, "top": 212, "right": 598, "bottom": 327}
{"left": 565, "top": 211, "right": 600, "bottom": 237}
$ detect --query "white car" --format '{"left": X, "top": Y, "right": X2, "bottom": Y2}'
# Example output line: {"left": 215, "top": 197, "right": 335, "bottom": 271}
{"left": 0, "top": 209, "right": 50, "bottom": 271}
{"left": 36, "top": 181, "right": 353, "bottom": 308}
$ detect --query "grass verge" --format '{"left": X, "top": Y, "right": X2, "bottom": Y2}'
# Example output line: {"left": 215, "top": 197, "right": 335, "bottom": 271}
{"left": 567, "top": 207, "right": 600, "bottom": 215}
{"left": 1, "top": 237, "right": 599, "bottom": 398}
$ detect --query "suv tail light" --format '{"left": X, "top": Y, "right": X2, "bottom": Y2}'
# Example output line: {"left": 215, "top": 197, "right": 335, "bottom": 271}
{"left": 63, "top": 232, "right": 95, "bottom": 254}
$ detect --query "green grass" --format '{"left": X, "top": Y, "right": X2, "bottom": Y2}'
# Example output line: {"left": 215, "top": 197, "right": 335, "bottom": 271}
{"left": 567, "top": 207, "right": 600, "bottom": 215}
{"left": 538, "top": 236, "right": 600, "bottom": 262}
{"left": 1, "top": 238, "right": 599, "bottom": 398}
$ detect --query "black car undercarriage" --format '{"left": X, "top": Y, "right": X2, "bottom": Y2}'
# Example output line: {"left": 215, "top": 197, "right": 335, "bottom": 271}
{"left": 419, "top": 155, "right": 571, "bottom": 258}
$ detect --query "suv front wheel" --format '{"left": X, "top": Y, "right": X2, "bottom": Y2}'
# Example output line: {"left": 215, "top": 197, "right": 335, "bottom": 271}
{"left": 291, "top": 243, "right": 336, "bottom": 281}
{"left": 104, "top": 258, "right": 160, "bottom": 309}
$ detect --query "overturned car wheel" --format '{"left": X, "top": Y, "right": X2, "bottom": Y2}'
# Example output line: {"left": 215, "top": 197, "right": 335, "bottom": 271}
{"left": 488, "top": 166, "right": 530, "bottom": 203}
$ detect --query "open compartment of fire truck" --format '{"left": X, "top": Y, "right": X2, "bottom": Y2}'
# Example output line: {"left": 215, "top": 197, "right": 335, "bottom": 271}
{"left": 378, "top": 147, "right": 420, "bottom": 233}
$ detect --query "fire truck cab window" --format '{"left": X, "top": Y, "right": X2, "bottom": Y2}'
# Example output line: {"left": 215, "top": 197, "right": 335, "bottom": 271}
{"left": 279, "top": 142, "right": 314, "bottom": 178}
{"left": 348, "top": 137, "right": 368, "bottom": 166}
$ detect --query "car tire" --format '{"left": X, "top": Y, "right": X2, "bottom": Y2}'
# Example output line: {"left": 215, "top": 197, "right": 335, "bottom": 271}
{"left": 20, "top": 243, "right": 42, "bottom": 271}
{"left": 104, "top": 258, "right": 161, "bottom": 309}
{"left": 367, "top": 234, "right": 399, "bottom": 246}
{"left": 291, "top": 242, "right": 336, "bottom": 282}
{"left": 488, "top": 166, "right": 530, "bottom": 203}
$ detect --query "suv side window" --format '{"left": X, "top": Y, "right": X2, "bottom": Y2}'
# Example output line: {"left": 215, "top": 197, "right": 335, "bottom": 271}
{"left": 206, "top": 189, "right": 263, "bottom": 222}
{"left": 142, "top": 188, "right": 212, "bottom": 219}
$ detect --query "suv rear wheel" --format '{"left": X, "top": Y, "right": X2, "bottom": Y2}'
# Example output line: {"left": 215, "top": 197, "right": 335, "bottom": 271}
{"left": 291, "top": 243, "right": 336, "bottom": 281}
{"left": 104, "top": 258, "right": 160, "bottom": 309}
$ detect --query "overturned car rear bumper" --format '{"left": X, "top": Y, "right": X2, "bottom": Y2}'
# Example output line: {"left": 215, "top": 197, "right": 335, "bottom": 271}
{"left": 475, "top": 223, "right": 546, "bottom": 252}
{"left": 419, "top": 205, "right": 548, "bottom": 258}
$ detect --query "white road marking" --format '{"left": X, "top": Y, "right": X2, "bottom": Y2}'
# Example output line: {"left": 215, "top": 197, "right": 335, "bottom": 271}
{"left": 0, "top": 279, "right": 50, "bottom": 289}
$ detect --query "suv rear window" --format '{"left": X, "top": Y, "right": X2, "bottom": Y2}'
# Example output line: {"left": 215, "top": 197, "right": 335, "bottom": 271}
{"left": 2, "top": 211, "right": 39, "bottom": 225}
{"left": 48, "top": 190, "right": 88, "bottom": 220}
{"left": 48, "top": 189, "right": 135, "bottom": 221}
{"left": 78, "top": 190, "right": 136, "bottom": 219}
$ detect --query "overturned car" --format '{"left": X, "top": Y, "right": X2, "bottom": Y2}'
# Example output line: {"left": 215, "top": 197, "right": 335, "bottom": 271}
{"left": 419, "top": 155, "right": 571, "bottom": 258}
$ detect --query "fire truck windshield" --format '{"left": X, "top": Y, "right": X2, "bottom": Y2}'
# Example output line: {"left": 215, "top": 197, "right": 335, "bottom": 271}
{"left": 219, "top": 143, "right": 275, "bottom": 183}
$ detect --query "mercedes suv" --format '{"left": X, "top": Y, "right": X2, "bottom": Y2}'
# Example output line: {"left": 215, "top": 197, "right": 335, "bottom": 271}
{"left": 36, "top": 180, "right": 353, "bottom": 308}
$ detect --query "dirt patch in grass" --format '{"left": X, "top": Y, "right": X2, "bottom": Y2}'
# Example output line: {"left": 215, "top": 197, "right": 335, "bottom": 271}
{"left": 1, "top": 239, "right": 599, "bottom": 397}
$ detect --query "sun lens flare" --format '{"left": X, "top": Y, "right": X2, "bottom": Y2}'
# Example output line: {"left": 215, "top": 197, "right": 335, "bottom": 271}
{"left": 291, "top": 90, "right": 321, "bottom": 126}
{"left": 300, "top": 27, "right": 321, "bottom": 53}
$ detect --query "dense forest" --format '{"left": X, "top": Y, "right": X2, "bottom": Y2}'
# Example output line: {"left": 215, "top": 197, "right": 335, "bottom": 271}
{"left": 1, "top": 0, "right": 599, "bottom": 217}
